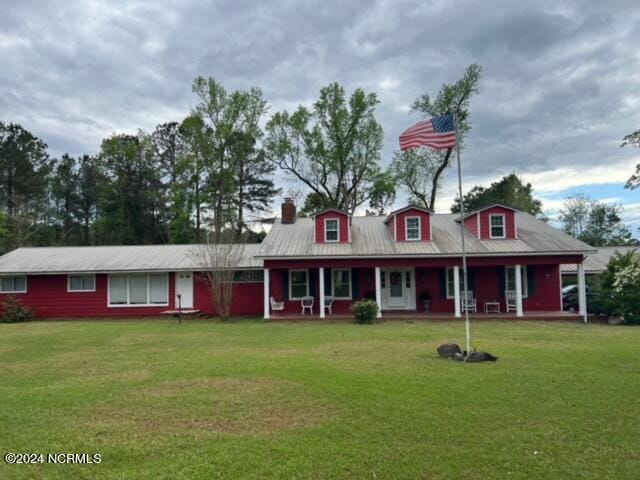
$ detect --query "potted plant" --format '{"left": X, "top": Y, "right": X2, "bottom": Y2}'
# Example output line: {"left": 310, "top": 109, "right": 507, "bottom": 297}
{"left": 420, "top": 291, "right": 432, "bottom": 313}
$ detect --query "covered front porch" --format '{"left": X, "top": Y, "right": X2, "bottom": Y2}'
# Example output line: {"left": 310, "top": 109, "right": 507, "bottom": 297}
{"left": 262, "top": 256, "right": 588, "bottom": 321}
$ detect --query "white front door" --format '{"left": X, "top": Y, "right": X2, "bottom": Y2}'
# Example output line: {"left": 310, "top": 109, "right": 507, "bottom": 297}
{"left": 175, "top": 272, "right": 194, "bottom": 309}
{"left": 382, "top": 269, "right": 416, "bottom": 310}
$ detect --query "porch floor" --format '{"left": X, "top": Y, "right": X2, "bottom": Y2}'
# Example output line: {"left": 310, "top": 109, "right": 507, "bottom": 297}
{"left": 269, "top": 310, "right": 583, "bottom": 322}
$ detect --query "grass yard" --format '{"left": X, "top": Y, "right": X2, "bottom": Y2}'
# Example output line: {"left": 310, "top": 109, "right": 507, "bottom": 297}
{"left": 1, "top": 319, "right": 639, "bottom": 479}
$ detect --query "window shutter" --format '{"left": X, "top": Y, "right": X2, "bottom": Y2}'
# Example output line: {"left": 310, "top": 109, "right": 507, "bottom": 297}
{"left": 439, "top": 268, "right": 447, "bottom": 299}
{"left": 527, "top": 266, "right": 535, "bottom": 297}
{"left": 324, "top": 268, "right": 332, "bottom": 296}
{"left": 309, "top": 269, "right": 317, "bottom": 298}
{"left": 283, "top": 270, "right": 289, "bottom": 300}
{"left": 498, "top": 267, "right": 506, "bottom": 298}
{"left": 351, "top": 269, "right": 359, "bottom": 299}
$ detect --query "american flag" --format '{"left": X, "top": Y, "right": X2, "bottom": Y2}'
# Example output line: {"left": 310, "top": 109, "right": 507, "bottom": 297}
{"left": 399, "top": 114, "right": 457, "bottom": 151}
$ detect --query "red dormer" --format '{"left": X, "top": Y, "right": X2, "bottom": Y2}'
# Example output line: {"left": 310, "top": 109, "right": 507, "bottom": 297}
{"left": 313, "top": 209, "right": 351, "bottom": 243}
{"left": 462, "top": 204, "right": 517, "bottom": 240}
{"left": 384, "top": 205, "right": 432, "bottom": 242}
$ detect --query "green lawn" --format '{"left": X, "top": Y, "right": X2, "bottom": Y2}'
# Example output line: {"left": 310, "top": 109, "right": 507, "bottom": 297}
{"left": 1, "top": 319, "right": 639, "bottom": 479}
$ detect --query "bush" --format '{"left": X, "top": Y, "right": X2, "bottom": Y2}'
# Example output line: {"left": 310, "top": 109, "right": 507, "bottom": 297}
{"left": 1, "top": 295, "right": 33, "bottom": 323}
{"left": 601, "top": 251, "right": 640, "bottom": 324}
{"left": 350, "top": 299, "right": 379, "bottom": 324}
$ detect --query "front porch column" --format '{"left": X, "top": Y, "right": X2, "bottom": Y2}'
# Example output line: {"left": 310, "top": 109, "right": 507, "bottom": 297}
{"left": 263, "top": 268, "right": 270, "bottom": 320}
{"left": 577, "top": 262, "right": 587, "bottom": 323}
{"left": 375, "top": 267, "right": 382, "bottom": 318}
{"left": 515, "top": 264, "right": 524, "bottom": 317}
{"left": 319, "top": 267, "right": 325, "bottom": 319}
{"left": 453, "top": 266, "right": 461, "bottom": 318}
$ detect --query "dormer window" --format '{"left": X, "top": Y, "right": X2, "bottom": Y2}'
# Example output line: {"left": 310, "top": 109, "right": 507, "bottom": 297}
{"left": 325, "top": 219, "right": 339, "bottom": 242}
{"left": 406, "top": 216, "right": 421, "bottom": 241}
{"left": 490, "top": 214, "right": 506, "bottom": 239}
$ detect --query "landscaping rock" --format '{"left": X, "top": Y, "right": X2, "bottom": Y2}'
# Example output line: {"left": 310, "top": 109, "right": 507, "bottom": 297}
{"left": 465, "top": 351, "right": 499, "bottom": 362}
{"left": 437, "top": 343, "right": 462, "bottom": 359}
{"left": 453, "top": 352, "right": 466, "bottom": 362}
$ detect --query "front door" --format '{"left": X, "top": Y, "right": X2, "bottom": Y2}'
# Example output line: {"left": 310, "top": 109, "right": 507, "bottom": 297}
{"left": 382, "top": 269, "right": 415, "bottom": 310}
{"left": 175, "top": 272, "right": 194, "bottom": 309}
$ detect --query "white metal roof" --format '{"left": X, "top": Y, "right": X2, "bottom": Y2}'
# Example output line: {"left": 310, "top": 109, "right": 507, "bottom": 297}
{"left": 257, "top": 212, "right": 596, "bottom": 259}
{"left": 561, "top": 246, "right": 638, "bottom": 274}
{"left": 0, "top": 244, "right": 263, "bottom": 275}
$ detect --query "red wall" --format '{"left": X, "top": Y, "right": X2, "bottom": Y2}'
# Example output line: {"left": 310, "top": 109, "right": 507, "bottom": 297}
{"left": 478, "top": 206, "right": 516, "bottom": 239}
{"left": 0, "top": 272, "right": 263, "bottom": 319}
{"left": 464, "top": 214, "right": 479, "bottom": 238}
{"left": 394, "top": 208, "right": 431, "bottom": 242}
{"left": 315, "top": 211, "right": 350, "bottom": 243}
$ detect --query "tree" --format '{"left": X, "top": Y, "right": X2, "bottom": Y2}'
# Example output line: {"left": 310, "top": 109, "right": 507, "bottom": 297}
{"left": 601, "top": 251, "right": 640, "bottom": 324}
{"left": 621, "top": 129, "right": 640, "bottom": 189}
{"left": 76, "top": 155, "right": 102, "bottom": 245}
{"left": 560, "top": 193, "right": 635, "bottom": 246}
{"left": 392, "top": 64, "right": 482, "bottom": 211}
{"left": 368, "top": 172, "right": 397, "bottom": 215}
{"left": 265, "top": 82, "right": 384, "bottom": 215}
{"left": 451, "top": 173, "right": 543, "bottom": 216}
{"left": 51, "top": 154, "right": 80, "bottom": 244}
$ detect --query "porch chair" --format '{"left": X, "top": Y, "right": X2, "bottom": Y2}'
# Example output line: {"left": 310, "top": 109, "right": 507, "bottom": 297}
{"left": 505, "top": 290, "right": 517, "bottom": 313}
{"left": 270, "top": 297, "right": 285, "bottom": 313}
{"left": 323, "top": 295, "right": 334, "bottom": 315}
{"left": 301, "top": 296, "right": 314, "bottom": 315}
{"left": 461, "top": 290, "right": 477, "bottom": 313}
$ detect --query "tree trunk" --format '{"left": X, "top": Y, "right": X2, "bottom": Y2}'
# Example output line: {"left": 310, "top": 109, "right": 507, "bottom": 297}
{"left": 429, "top": 148, "right": 453, "bottom": 211}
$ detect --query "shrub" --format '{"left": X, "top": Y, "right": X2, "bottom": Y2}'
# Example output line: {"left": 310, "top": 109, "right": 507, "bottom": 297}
{"left": 350, "top": 299, "right": 379, "bottom": 324}
{"left": 1, "top": 295, "right": 34, "bottom": 323}
{"left": 601, "top": 251, "right": 640, "bottom": 324}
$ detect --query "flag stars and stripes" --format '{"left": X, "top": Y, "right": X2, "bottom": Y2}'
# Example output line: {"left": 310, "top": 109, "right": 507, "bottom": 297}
{"left": 399, "top": 114, "right": 457, "bottom": 151}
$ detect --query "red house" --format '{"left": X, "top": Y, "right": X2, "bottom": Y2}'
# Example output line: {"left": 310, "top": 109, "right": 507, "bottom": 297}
{"left": 0, "top": 199, "right": 595, "bottom": 321}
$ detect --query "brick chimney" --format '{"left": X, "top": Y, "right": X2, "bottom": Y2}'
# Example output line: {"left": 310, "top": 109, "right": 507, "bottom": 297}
{"left": 281, "top": 198, "right": 296, "bottom": 224}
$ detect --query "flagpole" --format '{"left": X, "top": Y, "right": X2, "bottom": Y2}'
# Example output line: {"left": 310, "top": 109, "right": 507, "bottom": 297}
{"left": 453, "top": 114, "right": 472, "bottom": 356}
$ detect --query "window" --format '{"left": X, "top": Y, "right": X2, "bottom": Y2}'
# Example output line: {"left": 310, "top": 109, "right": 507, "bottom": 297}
{"left": 325, "top": 219, "right": 339, "bottom": 242}
{"left": 490, "top": 214, "right": 506, "bottom": 239}
{"left": 505, "top": 266, "right": 528, "bottom": 298}
{"left": 289, "top": 270, "right": 309, "bottom": 299}
{"left": 332, "top": 269, "right": 352, "bottom": 299}
{"left": 0, "top": 276, "right": 26, "bottom": 293}
{"left": 68, "top": 275, "right": 95, "bottom": 292}
{"left": 445, "top": 268, "right": 465, "bottom": 299}
{"left": 233, "top": 270, "right": 264, "bottom": 283}
{"left": 108, "top": 274, "right": 168, "bottom": 306}
{"left": 406, "top": 216, "right": 421, "bottom": 240}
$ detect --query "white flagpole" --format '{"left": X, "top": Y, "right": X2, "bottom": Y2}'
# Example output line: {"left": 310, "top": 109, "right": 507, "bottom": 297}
{"left": 453, "top": 114, "right": 472, "bottom": 356}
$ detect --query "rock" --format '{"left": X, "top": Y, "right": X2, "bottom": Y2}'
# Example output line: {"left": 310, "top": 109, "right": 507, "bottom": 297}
{"left": 608, "top": 316, "right": 625, "bottom": 325}
{"left": 465, "top": 351, "right": 499, "bottom": 362}
{"left": 437, "top": 343, "right": 462, "bottom": 359}
{"left": 453, "top": 352, "right": 466, "bottom": 362}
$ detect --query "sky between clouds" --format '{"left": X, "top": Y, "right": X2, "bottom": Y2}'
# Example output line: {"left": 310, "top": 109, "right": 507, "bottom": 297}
{"left": 1, "top": 0, "right": 639, "bottom": 232}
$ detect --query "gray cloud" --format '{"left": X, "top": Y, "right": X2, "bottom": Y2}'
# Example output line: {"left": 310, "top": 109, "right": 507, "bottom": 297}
{"left": 1, "top": 0, "right": 639, "bottom": 217}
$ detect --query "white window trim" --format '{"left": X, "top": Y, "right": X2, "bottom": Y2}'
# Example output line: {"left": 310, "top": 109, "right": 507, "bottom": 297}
{"left": 331, "top": 268, "right": 352, "bottom": 300}
{"left": 489, "top": 214, "right": 506, "bottom": 239}
{"left": 324, "top": 218, "right": 340, "bottom": 243}
{"left": 67, "top": 274, "right": 96, "bottom": 292}
{"left": 289, "top": 269, "right": 309, "bottom": 300}
{"left": 107, "top": 273, "right": 169, "bottom": 307}
{"left": 405, "top": 216, "right": 422, "bottom": 241}
{"left": 445, "top": 268, "right": 462, "bottom": 299}
{"left": 505, "top": 266, "right": 528, "bottom": 298}
{"left": 0, "top": 276, "right": 27, "bottom": 294}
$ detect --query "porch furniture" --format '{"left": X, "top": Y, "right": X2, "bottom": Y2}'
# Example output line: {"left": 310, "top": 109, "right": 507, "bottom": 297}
{"left": 461, "top": 291, "right": 477, "bottom": 313}
{"left": 484, "top": 301, "right": 500, "bottom": 314}
{"left": 270, "top": 297, "right": 285, "bottom": 312}
{"left": 323, "top": 295, "right": 334, "bottom": 315}
{"left": 301, "top": 296, "right": 314, "bottom": 315}
{"left": 505, "top": 290, "right": 517, "bottom": 313}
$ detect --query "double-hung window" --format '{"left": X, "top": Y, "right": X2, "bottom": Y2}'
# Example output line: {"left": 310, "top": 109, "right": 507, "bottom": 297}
{"left": 490, "top": 214, "right": 506, "bottom": 239}
{"left": 505, "top": 266, "right": 528, "bottom": 297}
{"left": 325, "top": 219, "right": 339, "bottom": 242}
{"left": 445, "top": 268, "right": 465, "bottom": 299}
{"left": 289, "top": 270, "right": 309, "bottom": 300}
{"left": 406, "top": 217, "right": 421, "bottom": 240}
{"left": 332, "top": 269, "right": 352, "bottom": 299}
{"left": 108, "top": 274, "right": 168, "bottom": 306}
{"left": 0, "top": 276, "right": 27, "bottom": 293}
{"left": 68, "top": 274, "right": 96, "bottom": 292}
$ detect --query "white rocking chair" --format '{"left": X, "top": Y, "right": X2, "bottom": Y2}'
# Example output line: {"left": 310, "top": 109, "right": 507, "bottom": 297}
{"left": 270, "top": 297, "right": 285, "bottom": 313}
{"left": 505, "top": 290, "right": 517, "bottom": 313}
{"left": 301, "top": 296, "right": 314, "bottom": 315}
{"left": 461, "top": 290, "right": 477, "bottom": 313}
{"left": 323, "top": 295, "right": 334, "bottom": 315}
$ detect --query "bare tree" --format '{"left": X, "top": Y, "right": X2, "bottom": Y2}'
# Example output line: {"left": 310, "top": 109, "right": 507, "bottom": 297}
{"left": 194, "top": 230, "right": 245, "bottom": 320}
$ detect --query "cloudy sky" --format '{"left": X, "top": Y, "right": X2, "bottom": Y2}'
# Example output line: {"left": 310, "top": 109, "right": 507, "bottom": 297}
{"left": 1, "top": 0, "right": 639, "bottom": 233}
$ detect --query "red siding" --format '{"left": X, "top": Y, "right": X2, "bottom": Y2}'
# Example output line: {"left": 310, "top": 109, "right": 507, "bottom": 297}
{"left": 478, "top": 206, "right": 516, "bottom": 240}
{"left": 193, "top": 274, "right": 263, "bottom": 316}
{"left": 392, "top": 209, "right": 431, "bottom": 242}
{"left": 464, "top": 213, "right": 479, "bottom": 238}
{"left": 315, "top": 211, "right": 350, "bottom": 243}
